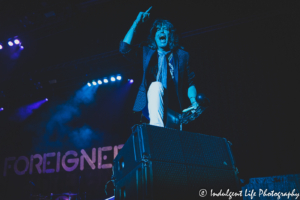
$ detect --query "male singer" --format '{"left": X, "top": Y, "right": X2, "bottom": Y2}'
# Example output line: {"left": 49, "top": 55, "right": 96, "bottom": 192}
{"left": 120, "top": 7, "right": 198, "bottom": 129}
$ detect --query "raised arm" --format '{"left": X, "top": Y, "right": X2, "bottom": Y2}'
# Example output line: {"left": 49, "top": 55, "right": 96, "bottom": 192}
{"left": 123, "top": 6, "right": 152, "bottom": 45}
{"left": 120, "top": 7, "right": 152, "bottom": 63}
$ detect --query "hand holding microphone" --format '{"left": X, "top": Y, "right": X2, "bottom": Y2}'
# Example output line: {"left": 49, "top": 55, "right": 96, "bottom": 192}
{"left": 182, "top": 93, "right": 209, "bottom": 113}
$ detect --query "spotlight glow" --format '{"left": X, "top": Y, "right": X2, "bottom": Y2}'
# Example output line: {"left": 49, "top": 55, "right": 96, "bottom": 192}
{"left": 104, "top": 79, "right": 108, "bottom": 83}
{"left": 92, "top": 81, "right": 97, "bottom": 85}
{"left": 98, "top": 80, "right": 102, "bottom": 85}
{"left": 8, "top": 41, "right": 13, "bottom": 46}
{"left": 0, "top": 108, "right": 3, "bottom": 111}
{"left": 129, "top": 79, "right": 134, "bottom": 83}
{"left": 0, "top": 45, "right": 2, "bottom": 49}
{"left": 20, "top": 46, "right": 24, "bottom": 49}
{"left": 14, "top": 39, "right": 20, "bottom": 45}
{"left": 45, "top": 98, "right": 48, "bottom": 101}
{"left": 87, "top": 82, "right": 91, "bottom": 87}
{"left": 111, "top": 77, "right": 116, "bottom": 82}
{"left": 117, "top": 75, "right": 122, "bottom": 80}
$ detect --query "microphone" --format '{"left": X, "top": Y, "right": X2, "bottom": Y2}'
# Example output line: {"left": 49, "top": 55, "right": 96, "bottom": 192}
{"left": 182, "top": 93, "right": 210, "bottom": 113}
{"left": 182, "top": 105, "right": 195, "bottom": 113}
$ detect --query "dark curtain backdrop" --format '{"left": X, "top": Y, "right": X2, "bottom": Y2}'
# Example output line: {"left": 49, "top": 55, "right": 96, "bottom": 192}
{"left": 181, "top": 12, "right": 298, "bottom": 179}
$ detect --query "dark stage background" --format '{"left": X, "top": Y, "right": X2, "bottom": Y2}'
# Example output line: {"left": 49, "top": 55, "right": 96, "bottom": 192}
{"left": 0, "top": 0, "right": 299, "bottom": 199}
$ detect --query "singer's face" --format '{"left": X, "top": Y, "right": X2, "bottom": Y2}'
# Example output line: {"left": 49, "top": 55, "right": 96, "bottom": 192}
{"left": 155, "top": 24, "right": 170, "bottom": 50}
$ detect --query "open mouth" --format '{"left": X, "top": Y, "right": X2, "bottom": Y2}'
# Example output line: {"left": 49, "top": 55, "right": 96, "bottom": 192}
{"left": 159, "top": 35, "right": 166, "bottom": 43}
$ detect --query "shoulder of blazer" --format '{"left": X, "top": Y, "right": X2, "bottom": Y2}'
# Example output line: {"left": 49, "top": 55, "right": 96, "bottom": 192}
{"left": 176, "top": 48, "right": 190, "bottom": 64}
{"left": 142, "top": 45, "right": 153, "bottom": 55}
{"left": 177, "top": 48, "right": 189, "bottom": 57}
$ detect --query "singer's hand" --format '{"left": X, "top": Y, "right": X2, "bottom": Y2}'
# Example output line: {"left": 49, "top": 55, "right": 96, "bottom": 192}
{"left": 182, "top": 102, "right": 199, "bottom": 113}
{"left": 135, "top": 6, "right": 152, "bottom": 25}
{"left": 191, "top": 101, "right": 199, "bottom": 109}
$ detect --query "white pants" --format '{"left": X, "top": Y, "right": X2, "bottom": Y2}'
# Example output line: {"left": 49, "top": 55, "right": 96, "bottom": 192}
{"left": 147, "top": 82, "right": 165, "bottom": 127}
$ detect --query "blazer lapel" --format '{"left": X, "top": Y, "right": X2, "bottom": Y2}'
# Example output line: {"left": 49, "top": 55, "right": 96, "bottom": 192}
{"left": 144, "top": 48, "right": 156, "bottom": 71}
{"left": 142, "top": 47, "right": 156, "bottom": 89}
{"left": 173, "top": 50, "right": 179, "bottom": 90}
{"left": 173, "top": 49, "right": 183, "bottom": 110}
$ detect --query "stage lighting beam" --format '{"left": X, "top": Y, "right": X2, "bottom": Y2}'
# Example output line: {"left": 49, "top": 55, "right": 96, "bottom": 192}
{"left": 14, "top": 39, "right": 20, "bottom": 45}
{"left": 117, "top": 75, "right": 122, "bottom": 80}
{"left": 8, "top": 41, "right": 13, "bottom": 46}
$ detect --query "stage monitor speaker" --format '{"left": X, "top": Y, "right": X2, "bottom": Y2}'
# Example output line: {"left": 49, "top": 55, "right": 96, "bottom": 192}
{"left": 113, "top": 124, "right": 240, "bottom": 200}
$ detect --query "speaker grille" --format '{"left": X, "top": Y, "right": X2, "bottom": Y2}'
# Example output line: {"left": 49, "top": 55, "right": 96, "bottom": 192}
{"left": 144, "top": 125, "right": 234, "bottom": 169}
{"left": 115, "top": 161, "right": 240, "bottom": 200}
{"left": 145, "top": 125, "right": 185, "bottom": 163}
{"left": 180, "top": 131, "right": 234, "bottom": 169}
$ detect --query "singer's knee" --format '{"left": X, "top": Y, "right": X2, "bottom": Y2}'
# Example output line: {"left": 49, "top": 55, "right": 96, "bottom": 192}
{"left": 148, "top": 81, "right": 163, "bottom": 92}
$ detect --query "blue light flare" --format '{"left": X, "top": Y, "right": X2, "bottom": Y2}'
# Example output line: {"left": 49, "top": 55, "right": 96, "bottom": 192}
{"left": 9, "top": 99, "right": 48, "bottom": 121}
{"left": 14, "top": 39, "right": 20, "bottom": 45}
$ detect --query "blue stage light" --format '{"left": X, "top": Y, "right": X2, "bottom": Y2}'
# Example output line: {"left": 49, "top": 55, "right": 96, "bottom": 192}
{"left": 128, "top": 79, "right": 134, "bottom": 83}
{"left": 117, "top": 75, "right": 122, "bottom": 80}
{"left": 0, "top": 44, "right": 3, "bottom": 50}
{"left": 14, "top": 39, "right": 20, "bottom": 45}
{"left": 111, "top": 77, "right": 116, "bottom": 82}
{"left": 98, "top": 80, "right": 102, "bottom": 85}
{"left": 92, "top": 81, "right": 97, "bottom": 85}
{"left": 87, "top": 82, "right": 91, "bottom": 87}
{"left": 45, "top": 98, "right": 48, "bottom": 101}
{"left": 8, "top": 41, "right": 13, "bottom": 46}
{"left": 0, "top": 108, "right": 3, "bottom": 111}
{"left": 104, "top": 78, "right": 108, "bottom": 83}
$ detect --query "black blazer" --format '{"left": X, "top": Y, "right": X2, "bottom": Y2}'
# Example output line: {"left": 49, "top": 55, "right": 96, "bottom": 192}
{"left": 119, "top": 41, "right": 195, "bottom": 112}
